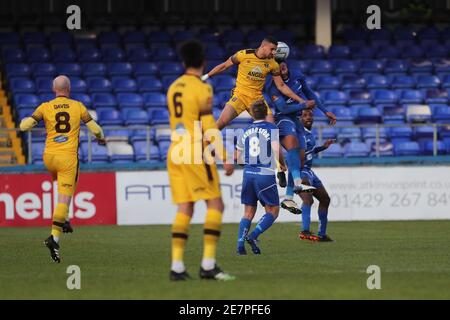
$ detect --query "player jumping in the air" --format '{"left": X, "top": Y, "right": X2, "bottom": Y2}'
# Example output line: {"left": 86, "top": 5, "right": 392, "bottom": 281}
{"left": 297, "top": 109, "right": 334, "bottom": 242}
{"left": 201, "top": 36, "right": 313, "bottom": 131}
{"left": 19, "top": 75, "right": 106, "bottom": 263}
{"left": 235, "top": 101, "right": 285, "bottom": 255}
{"left": 265, "top": 51, "right": 336, "bottom": 214}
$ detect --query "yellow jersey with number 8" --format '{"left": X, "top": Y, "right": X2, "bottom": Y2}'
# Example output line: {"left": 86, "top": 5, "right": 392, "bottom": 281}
{"left": 31, "top": 96, "right": 92, "bottom": 155}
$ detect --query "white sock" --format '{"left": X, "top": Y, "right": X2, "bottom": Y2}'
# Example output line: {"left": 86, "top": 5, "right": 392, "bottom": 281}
{"left": 53, "top": 236, "right": 59, "bottom": 243}
{"left": 171, "top": 261, "right": 185, "bottom": 273}
{"left": 201, "top": 258, "right": 215, "bottom": 271}
{"left": 285, "top": 195, "right": 293, "bottom": 200}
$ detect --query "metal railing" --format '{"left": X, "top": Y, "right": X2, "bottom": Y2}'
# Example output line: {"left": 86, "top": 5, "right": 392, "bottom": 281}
{"left": 1, "top": 122, "right": 449, "bottom": 165}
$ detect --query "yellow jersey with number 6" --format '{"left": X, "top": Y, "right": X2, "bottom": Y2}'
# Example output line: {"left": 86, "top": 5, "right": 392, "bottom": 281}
{"left": 31, "top": 96, "right": 92, "bottom": 155}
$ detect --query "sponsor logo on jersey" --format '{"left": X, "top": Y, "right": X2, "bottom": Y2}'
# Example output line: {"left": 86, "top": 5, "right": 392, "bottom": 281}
{"left": 247, "top": 66, "right": 264, "bottom": 79}
{"left": 54, "top": 135, "right": 68, "bottom": 143}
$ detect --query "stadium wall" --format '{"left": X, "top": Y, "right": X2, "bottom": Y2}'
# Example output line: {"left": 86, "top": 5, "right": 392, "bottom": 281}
{"left": 1, "top": 166, "right": 450, "bottom": 226}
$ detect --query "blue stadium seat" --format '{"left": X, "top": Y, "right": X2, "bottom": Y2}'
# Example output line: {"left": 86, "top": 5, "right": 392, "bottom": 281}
{"left": 366, "top": 74, "right": 390, "bottom": 89}
{"left": 133, "top": 62, "right": 158, "bottom": 76}
{"left": 417, "top": 26, "right": 440, "bottom": 40}
{"left": 35, "top": 77, "right": 53, "bottom": 94}
{"left": 389, "top": 126, "right": 413, "bottom": 141}
{"left": 9, "top": 77, "right": 36, "bottom": 93}
{"left": 2, "top": 48, "right": 25, "bottom": 62}
{"left": 124, "top": 109, "right": 149, "bottom": 126}
{"left": 56, "top": 62, "right": 82, "bottom": 77}
{"left": 355, "top": 107, "right": 382, "bottom": 124}
{"left": 309, "top": 60, "right": 333, "bottom": 74}
{"left": 391, "top": 75, "right": 416, "bottom": 89}
{"left": 321, "top": 143, "right": 344, "bottom": 158}
{"left": 143, "top": 92, "right": 166, "bottom": 109}
{"left": 82, "top": 63, "right": 107, "bottom": 77}
{"left": 317, "top": 76, "right": 340, "bottom": 90}
{"left": 409, "top": 59, "right": 433, "bottom": 73}
{"left": 98, "top": 31, "right": 121, "bottom": 44}
{"left": 425, "top": 89, "right": 448, "bottom": 105}
{"left": 77, "top": 48, "right": 102, "bottom": 62}
{"left": 344, "top": 141, "right": 370, "bottom": 157}
{"left": 393, "top": 141, "right": 420, "bottom": 156}
{"left": 31, "top": 63, "right": 56, "bottom": 77}
{"left": 133, "top": 142, "right": 160, "bottom": 162}
{"left": 372, "top": 89, "right": 398, "bottom": 104}
{"left": 111, "top": 77, "right": 137, "bottom": 93}
{"left": 321, "top": 127, "right": 338, "bottom": 139}
{"left": 127, "top": 48, "right": 151, "bottom": 62}
{"left": 288, "top": 59, "right": 310, "bottom": 74}
{"left": 137, "top": 76, "right": 163, "bottom": 92}
{"left": 158, "top": 62, "right": 183, "bottom": 76}
{"left": 80, "top": 143, "right": 109, "bottom": 163}
{"left": 31, "top": 142, "right": 45, "bottom": 163}
{"left": 384, "top": 59, "right": 409, "bottom": 74}
{"left": 23, "top": 32, "right": 46, "bottom": 45}
{"left": 376, "top": 47, "right": 399, "bottom": 59}
{"left": 442, "top": 75, "right": 450, "bottom": 89}
{"left": 92, "top": 93, "right": 117, "bottom": 109}
{"left": 425, "top": 45, "right": 448, "bottom": 59}
{"left": 339, "top": 127, "right": 361, "bottom": 141}
{"left": 303, "top": 45, "right": 325, "bottom": 59}
{"left": 14, "top": 93, "right": 40, "bottom": 109}
{"left": 87, "top": 77, "right": 112, "bottom": 93}
{"left": 347, "top": 90, "right": 372, "bottom": 105}
{"left": 370, "top": 141, "right": 394, "bottom": 156}
{"left": 400, "top": 45, "right": 424, "bottom": 59}
{"left": 368, "top": 28, "right": 391, "bottom": 45}
{"left": 108, "top": 62, "right": 133, "bottom": 76}
{"left": 48, "top": 32, "right": 73, "bottom": 44}
{"left": 334, "top": 60, "right": 359, "bottom": 74}
{"left": 161, "top": 76, "right": 178, "bottom": 91}
{"left": 329, "top": 106, "right": 353, "bottom": 123}
{"left": 0, "top": 32, "right": 21, "bottom": 45}
{"left": 421, "top": 140, "right": 446, "bottom": 155}
{"left": 377, "top": 104, "right": 404, "bottom": 123}
{"left": 5, "top": 63, "right": 31, "bottom": 78}
{"left": 71, "top": 93, "right": 92, "bottom": 108}
{"left": 416, "top": 75, "right": 441, "bottom": 89}
{"left": 399, "top": 90, "right": 424, "bottom": 104}
{"left": 148, "top": 31, "right": 171, "bottom": 43}
{"left": 359, "top": 59, "right": 384, "bottom": 74}
{"left": 340, "top": 75, "right": 366, "bottom": 89}
{"left": 102, "top": 48, "right": 126, "bottom": 62}
{"left": 321, "top": 90, "right": 348, "bottom": 105}
{"left": 70, "top": 77, "right": 87, "bottom": 93}
{"left": 149, "top": 108, "right": 169, "bottom": 125}
{"left": 39, "top": 93, "right": 55, "bottom": 103}
{"left": 173, "top": 30, "right": 196, "bottom": 43}
{"left": 98, "top": 109, "right": 123, "bottom": 126}
{"left": 205, "top": 46, "right": 227, "bottom": 60}
{"left": 432, "top": 105, "right": 450, "bottom": 122}
{"left": 362, "top": 127, "right": 388, "bottom": 143}
{"left": 27, "top": 47, "right": 51, "bottom": 62}
{"left": 123, "top": 31, "right": 146, "bottom": 44}
{"left": 328, "top": 45, "right": 350, "bottom": 59}
{"left": 434, "top": 58, "right": 450, "bottom": 73}
{"left": 352, "top": 47, "right": 376, "bottom": 59}
{"left": 414, "top": 126, "right": 434, "bottom": 141}
{"left": 152, "top": 47, "right": 177, "bottom": 62}
{"left": 117, "top": 93, "right": 144, "bottom": 109}
{"left": 214, "top": 75, "right": 236, "bottom": 92}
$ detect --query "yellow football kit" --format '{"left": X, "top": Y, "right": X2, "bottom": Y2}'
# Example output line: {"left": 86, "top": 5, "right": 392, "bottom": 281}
{"left": 167, "top": 74, "right": 226, "bottom": 204}
{"left": 227, "top": 49, "right": 280, "bottom": 115}
{"left": 31, "top": 96, "right": 93, "bottom": 196}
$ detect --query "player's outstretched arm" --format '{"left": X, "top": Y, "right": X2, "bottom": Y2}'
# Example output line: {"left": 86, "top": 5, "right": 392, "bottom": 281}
{"left": 19, "top": 117, "right": 38, "bottom": 131}
{"left": 299, "top": 77, "right": 337, "bottom": 126}
{"left": 86, "top": 120, "right": 106, "bottom": 145}
{"left": 272, "top": 75, "right": 307, "bottom": 105}
{"left": 314, "top": 139, "right": 336, "bottom": 154}
{"left": 202, "top": 54, "right": 238, "bottom": 80}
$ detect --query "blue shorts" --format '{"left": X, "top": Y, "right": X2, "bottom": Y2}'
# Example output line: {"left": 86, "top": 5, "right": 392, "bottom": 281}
{"left": 241, "top": 168, "right": 279, "bottom": 207}
{"left": 300, "top": 167, "right": 323, "bottom": 189}
{"left": 275, "top": 115, "right": 305, "bottom": 149}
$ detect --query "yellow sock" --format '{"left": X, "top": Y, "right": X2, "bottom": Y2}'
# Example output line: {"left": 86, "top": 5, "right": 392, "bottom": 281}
{"left": 203, "top": 208, "right": 223, "bottom": 260}
{"left": 171, "top": 212, "right": 191, "bottom": 264}
{"left": 51, "top": 203, "right": 69, "bottom": 239}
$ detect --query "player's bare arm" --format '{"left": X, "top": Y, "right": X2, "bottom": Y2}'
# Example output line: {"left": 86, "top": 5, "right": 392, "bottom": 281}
{"left": 202, "top": 56, "right": 237, "bottom": 80}
{"left": 272, "top": 75, "right": 314, "bottom": 107}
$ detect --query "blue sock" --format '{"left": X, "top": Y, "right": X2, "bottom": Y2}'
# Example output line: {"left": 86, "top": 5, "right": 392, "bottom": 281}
{"left": 237, "top": 218, "right": 251, "bottom": 248}
{"left": 301, "top": 204, "right": 311, "bottom": 231}
{"left": 286, "top": 148, "right": 301, "bottom": 181}
{"left": 248, "top": 213, "right": 276, "bottom": 240}
{"left": 318, "top": 209, "right": 328, "bottom": 237}
{"left": 286, "top": 172, "right": 294, "bottom": 199}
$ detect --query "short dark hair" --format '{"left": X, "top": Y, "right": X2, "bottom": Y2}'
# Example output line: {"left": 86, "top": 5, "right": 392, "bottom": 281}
{"left": 179, "top": 40, "right": 205, "bottom": 68}
{"left": 251, "top": 100, "right": 268, "bottom": 120}
{"left": 263, "top": 35, "right": 278, "bottom": 46}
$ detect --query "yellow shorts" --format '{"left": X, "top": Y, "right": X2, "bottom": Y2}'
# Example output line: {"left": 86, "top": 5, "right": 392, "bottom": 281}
{"left": 226, "top": 92, "right": 272, "bottom": 116}
{"left": 43, "top": 153, "right": 79, "bottom": 196}
{"left": 167, "top": 156, "right": 221, "bottom": 204}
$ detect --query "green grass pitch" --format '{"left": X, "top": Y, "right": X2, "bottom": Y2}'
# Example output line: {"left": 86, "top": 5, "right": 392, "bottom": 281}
{"left": 1, "top": 221, "right": 449, "bottom": 299}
